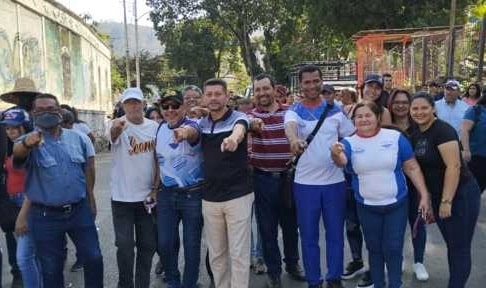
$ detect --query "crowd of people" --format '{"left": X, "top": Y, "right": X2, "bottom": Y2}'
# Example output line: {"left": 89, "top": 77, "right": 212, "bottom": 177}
{"left": 0, "top": 65, "right": 484, "bottom": 288}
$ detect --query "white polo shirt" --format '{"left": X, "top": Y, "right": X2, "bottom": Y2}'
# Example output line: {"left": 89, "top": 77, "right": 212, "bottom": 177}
{"left": 284, "top": 101, "right": 355, "bottom": 185}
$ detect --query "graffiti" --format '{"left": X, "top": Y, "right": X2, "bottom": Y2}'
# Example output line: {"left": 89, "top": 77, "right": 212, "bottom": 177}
{"left": 0, "top": 28, "right": 44, "bottom": 93}
{"left": 1, "top": 0, "right": 111, "bottom": 112}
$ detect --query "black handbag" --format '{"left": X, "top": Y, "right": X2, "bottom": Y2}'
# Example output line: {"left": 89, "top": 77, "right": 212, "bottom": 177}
{"left": 284, "top": 104, "right": 332, "bottom": 207}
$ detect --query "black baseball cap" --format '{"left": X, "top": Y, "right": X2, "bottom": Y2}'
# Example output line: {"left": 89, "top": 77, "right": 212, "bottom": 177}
{"left": 160, "top": 91, "right": 183, "bottom": 104}
{"left": 364, "top": 74, "right": 384, "bottom": 87}
{"left": 321, "top": 84, "right": 335, "bottom": 93}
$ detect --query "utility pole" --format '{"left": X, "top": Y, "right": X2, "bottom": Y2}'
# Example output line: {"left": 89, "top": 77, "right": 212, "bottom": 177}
{"left": 447, "top": 0, "right": 457, "bottom": 79}
{"left": 477, "top": 16, "right": 486, "bottom": 83}
{"left": 123, "top": 0, "right": 130, "bottom": 88}
{"left": 134, "top": 0, "right": 141, "bottom": 88}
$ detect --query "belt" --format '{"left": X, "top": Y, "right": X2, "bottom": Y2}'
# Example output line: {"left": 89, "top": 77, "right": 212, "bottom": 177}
{"left": 253, "top": 168, "right": 288, "bottom": 178}
{"left": 31, "top": 200, "right": 82, "bottom": 214}
{"left": 162, "top": 182, "right": 206, "bottom": 193}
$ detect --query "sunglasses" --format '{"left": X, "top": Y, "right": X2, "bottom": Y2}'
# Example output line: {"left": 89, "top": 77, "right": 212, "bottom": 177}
{"left": 161, "top": 103, "right": 181, "bottom": 110}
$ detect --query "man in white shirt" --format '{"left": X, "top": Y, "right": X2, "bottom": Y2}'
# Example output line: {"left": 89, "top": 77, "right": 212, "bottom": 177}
{"left": 435, "top": 80, "right": 469, "bottom": 136}
{"left": 108, "top": 88, "right": 159, "bottom": 288}
{"left": 285, "top": 65, "right": 355, "bottom": 288}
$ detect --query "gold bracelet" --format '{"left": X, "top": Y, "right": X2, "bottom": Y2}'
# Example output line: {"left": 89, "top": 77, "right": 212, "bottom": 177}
{"left": 440, "top": 199, "right": 452, "bottom": 205}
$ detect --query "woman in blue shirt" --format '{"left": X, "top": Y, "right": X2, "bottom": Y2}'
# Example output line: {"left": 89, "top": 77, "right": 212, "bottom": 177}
{"left": 331, "top": 101, "right": 430, "bottom": 288}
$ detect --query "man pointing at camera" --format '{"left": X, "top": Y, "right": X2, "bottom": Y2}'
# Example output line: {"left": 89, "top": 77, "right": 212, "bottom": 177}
{"left": 199, "top": 79, "right": 253, "bottom": 288}
{"left": 13, "top": 93, "right": 103, "bottom": 288}
{"left": 108, "top": 87, "right": 159, "bottom": 288}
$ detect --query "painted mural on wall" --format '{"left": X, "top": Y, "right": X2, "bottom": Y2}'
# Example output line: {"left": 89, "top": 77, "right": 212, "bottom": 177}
{"left": 0, "top": 0, "right": 112, "bottom": 112}
{"left": 0, "top": 31, "right": 45, "bottom": 94}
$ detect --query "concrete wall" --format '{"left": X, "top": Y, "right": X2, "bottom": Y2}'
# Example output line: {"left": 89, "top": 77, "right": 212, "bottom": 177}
{"left": 0, "top": 0, "right": 112, "bottom": 112}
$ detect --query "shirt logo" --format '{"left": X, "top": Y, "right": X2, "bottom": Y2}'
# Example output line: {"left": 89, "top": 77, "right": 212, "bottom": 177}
{"left": 380, "top": 141, "right": 394, "bottom": 149}
{"left": 415, "top": 138, "right": 428, "bottom": 157}
{"left": 128, "top": 136, "right": 155, "bottom": 155}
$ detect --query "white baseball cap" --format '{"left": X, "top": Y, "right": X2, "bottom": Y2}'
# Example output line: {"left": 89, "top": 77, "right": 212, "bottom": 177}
{"left": 121, "top": 88, "right": 144, "bottom": 103}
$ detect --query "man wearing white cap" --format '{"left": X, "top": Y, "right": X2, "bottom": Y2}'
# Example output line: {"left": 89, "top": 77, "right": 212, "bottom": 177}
{"left": 435, "top": 80, "right": 469, "bottom": 135}
{"left": 107, "top": 88, "right": 159, "bottom": 288}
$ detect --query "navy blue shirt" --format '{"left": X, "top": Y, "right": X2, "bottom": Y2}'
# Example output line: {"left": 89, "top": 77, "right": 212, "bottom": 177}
{"left": 15, "top": 129, "right": 95, "bottom": 206}
{"left": 199, "top": 109, "right": 250, "bottom": 202}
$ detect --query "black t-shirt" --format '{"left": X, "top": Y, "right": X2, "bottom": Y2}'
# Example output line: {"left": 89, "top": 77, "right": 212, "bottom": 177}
{"left": 200, "top": 109, "right": 250, "bottom": 202}
{"left": 409, "top": 119, "right": 472, "bottom": 199}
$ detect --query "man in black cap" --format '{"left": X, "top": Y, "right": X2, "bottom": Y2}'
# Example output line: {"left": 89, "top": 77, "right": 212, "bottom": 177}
{"left": 320, "top": 84, "right": 342, "bottom": 107}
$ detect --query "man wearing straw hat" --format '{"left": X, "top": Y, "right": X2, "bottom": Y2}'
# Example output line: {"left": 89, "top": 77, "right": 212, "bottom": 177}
{"left": 0, "top": 77, "right": 40, "bottom": 288}
{"left": 0, "top": 78, "right": 40, "bottom": 113}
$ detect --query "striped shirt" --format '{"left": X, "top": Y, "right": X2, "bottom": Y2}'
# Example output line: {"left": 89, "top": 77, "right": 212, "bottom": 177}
{"left": 248, "top": 104, "right": 292, "bottom": 172}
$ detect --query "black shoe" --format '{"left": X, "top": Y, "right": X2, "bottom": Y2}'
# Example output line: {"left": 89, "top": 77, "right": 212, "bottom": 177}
{"left": 70, "top": 261, "right": 83, "bottom": 272}
{"left": 286, "top": 264, "right": 306, "bottom": 282}
{"left": 266, "top": 275, "right": 282, "bottom": 288}
{"left": 155, "top": 260, "right": 164, "bottom": 275}
{"left": 11, "top": 276, "right": 23, "bottom": 288}
{"left": 342, "top": 260, "right": 365, "bottom": 280}
{"left": 327, "top": 280, "right": 343, "bottom": 288}
{"left": 356, "top": 271, "right": 374, "bottom": 288}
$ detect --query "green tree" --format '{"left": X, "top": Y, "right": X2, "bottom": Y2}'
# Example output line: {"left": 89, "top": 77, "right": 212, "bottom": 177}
{"left": 164, "top": 18, "right": 232, "bottom": 84}
{"left": 147, "top": 0, "right": 273, "bottom": 78}
{"left": 111, "top": 57, "right": 126, "bottom": 94}
{"left": 112, "top": 51, "right": 182, "bottom": 94}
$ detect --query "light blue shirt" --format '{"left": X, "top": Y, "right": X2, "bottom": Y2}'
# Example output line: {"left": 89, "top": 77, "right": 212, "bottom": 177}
{"left": 17, "top": 129, "right": 95, "bottom": 206}
{"left": 155, "top": 118, "right": 204, "bottom": 188}
{"left": 435, "top": 98, "right": 468, "bottom": 136}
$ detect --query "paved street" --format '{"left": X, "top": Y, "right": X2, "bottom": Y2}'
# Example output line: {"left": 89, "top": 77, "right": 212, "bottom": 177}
{"left": 2, "top": 152, "right": 486, "bottom": 287}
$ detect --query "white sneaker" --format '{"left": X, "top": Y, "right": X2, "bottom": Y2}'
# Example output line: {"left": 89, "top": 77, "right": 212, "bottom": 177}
{"left": 413, "top": 263, "right": 429, "bottom": 281}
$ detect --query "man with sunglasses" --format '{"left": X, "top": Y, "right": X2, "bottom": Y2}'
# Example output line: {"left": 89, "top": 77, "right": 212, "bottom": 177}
{"left": 155, "top": 92, "right": 205, "bottom": 288}
{"left": 108, "top": 87, "right": 159, "bottom": 288}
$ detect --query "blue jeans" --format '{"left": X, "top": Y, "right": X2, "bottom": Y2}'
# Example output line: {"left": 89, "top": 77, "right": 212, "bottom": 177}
{"left": 157, "top": 189, "right": 203, "bottom": 288}
{"left": 407, "top": 185, "right": 426, "bottom": 264}
{"left": 250, "top": 203, "right": 263, "bottom": 259}
{"left": 112, "top": 201, "right": 157, "bottom": 288}
{"left": 433, "top": 178, "right": 480, "bottom": 288}
{"left": 293, "top": 181, "right": 346, "bottom": 285}
{"left": 357, "top": 198, "right": 408, "bottom": 288}
{"left": 29, "top": 199, "right": 103, "bottom": 288}
{"left": 16, "top": 233, "right": 43, "bottom": 287}
{"left": 10, "top": 193, "right": 43, "bottom": 287}
{"left": 344, "top": 180, "right": 363, "bottom": 262}
{"left": 253, "top": 169, "right": 300, "bottom": 277}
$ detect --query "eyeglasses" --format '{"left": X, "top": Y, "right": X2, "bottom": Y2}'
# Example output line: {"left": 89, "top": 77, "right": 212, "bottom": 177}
{"left": 161, "top": 103, "right": 181, "bottom": 110}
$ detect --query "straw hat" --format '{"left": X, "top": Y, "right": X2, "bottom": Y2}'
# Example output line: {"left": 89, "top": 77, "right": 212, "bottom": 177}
{"left": 0, "top": 78, "right": 39, "bottom": 105}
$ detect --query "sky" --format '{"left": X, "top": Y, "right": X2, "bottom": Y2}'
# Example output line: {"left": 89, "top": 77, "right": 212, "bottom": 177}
{"left": 57, "top": 0, "right": 153, "bottom": 27}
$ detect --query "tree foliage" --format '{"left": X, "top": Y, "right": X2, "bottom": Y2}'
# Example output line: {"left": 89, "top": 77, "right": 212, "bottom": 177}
{"left": 147, "top": 0, "right": 478, "bottom": 86}
{"left": 164, "top": 18, "right": 234, "bottom": 84}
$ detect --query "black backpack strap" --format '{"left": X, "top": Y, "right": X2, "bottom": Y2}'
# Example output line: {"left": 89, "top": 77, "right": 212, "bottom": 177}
{"left": 293, "top": 104, "right": 332, "bottom": 166}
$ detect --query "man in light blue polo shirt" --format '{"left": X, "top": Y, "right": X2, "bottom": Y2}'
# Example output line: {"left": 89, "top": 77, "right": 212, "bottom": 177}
{"left": 435, "top": 80, "right": 468, "bottom": 136}
{"left": 13, "top": 93, "right": 103, "bottom": 288}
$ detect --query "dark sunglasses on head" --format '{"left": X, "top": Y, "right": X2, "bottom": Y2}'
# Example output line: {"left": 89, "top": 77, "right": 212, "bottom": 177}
{"left": 161, "top": 103, "right": 181, "bottom": 110}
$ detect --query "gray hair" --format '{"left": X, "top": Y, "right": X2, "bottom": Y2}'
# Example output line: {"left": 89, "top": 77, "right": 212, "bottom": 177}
{"left": 182, "top": 85, "right": 202, "bottom": 96}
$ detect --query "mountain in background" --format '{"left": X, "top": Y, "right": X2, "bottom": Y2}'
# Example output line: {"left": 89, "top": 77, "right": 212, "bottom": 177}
{"left": 97, "top": 21, "right": 164, "bottom": 57}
